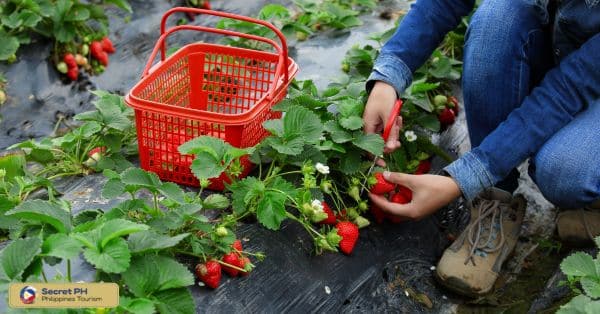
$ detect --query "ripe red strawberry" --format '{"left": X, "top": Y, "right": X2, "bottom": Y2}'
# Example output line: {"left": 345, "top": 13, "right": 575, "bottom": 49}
{"left": 390, "top": 192, "right": 410, "bottom": 205}
{"left": 221, "top": 253, "right": 241, "bottom": 277}
{"left": 319, "top": 202, "right": 336, "bottom": 225}
{"left": 369, "top": 172, "right": 395, "bottom": 195}
{"left": 88, "top": 146, "right": 107, "bottom": 158}
{"left": 232, "top": 239, "right": 243, "bottom": 253}
{"left": 66, "top": 67, "right": 79, "bottom": 81}
{"left": 438, "top": 108, "right": 455, "bottom": 128}
{"left": 370, "top": 204, "right": 386, "bottom": 224}
{"left": 414, "top": 160, "right": 431, "bottom": 175}
{"left": 96, "top": 51, "right": 109, "bottom": 66}
{"left": 239, "top": 257, "right": 251, "bottom": 276}
{"left": 396, "top": 185, "right": 413, "bottom": 200}
{"left": 63, "top": 53, "right": 77, "bottom": 69}
{"left": 195, "top": 260, "right": 221, "bottom": 289}
{"left": 201, "top": 0, "right": 211, "bottom": 9}
{"left": 448, "top": 96, "right": 459, "bottom": 115}
{"left": 101, "top": 37, "right": 116, "bottom": 54}
{"left": 336, "top": 221, "right": 359, "bottom": 255}
{"left": 90, "top": 41, "right": 104, "bottom": 59}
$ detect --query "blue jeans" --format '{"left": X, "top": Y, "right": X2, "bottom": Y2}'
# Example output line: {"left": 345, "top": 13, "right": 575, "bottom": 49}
{"left": 462, "top": 0, "right": 600, "bottom": 208}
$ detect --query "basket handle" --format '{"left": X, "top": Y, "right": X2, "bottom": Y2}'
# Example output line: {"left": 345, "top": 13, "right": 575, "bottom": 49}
{"left": 153, "top": 7, "right": 289, "bottom": 82}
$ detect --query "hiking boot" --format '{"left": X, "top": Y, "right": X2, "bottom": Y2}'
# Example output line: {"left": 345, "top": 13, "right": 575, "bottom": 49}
{"left": 435, "top": 188, "right": 526, "bottom": 297}
{"left": 557, "top": 200, "right": 600, "bottom": 247}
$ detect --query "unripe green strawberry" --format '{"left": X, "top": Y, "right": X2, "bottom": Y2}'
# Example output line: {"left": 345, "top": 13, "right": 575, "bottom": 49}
{"left": 215, "top": 226, "right": 228, "bottom": 237}
{"left": 320, "top": 180, "right": 332, "bottom": 194}
{"left": 7, "top": 54, "right": 16, "bottom": 63}
{"left": 296, "top": 31, "right": 308, "bottom": 41}
{"left": 433, "top": 95, "right": 448, "bottom": 107}
{"left": 348, "top": 186, "right": 360, "bottom": 201}
{"left": 81, "top": 44, "right": 90, "bottom": 56}
{"left": 56, "top": 62, "right": 68, "bottom": 74}
{"left": 358, "top": 201, "right": 368, "bottom": 212}
{"left": 353, "top": 216, "right": 370, "bottom": 228}
{"left": 342, "top": 61, "right": 350, "bottom": 73}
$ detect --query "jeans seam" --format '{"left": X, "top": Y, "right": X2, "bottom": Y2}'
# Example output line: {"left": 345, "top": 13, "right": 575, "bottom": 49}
{"left": 518, "top": 28, "right": 544, "bottom": 104}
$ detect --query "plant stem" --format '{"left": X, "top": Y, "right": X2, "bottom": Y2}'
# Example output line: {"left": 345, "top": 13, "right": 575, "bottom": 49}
{"left": 67, "top": 259, "right": 72, "bottom": 282}
{"left": 41, "top": 269, "right": 48, "bottom": 283}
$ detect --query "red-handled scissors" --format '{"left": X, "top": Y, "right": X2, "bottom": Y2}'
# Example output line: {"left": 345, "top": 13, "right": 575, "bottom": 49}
{"left": 362, "top": 99, "right": 404, "bottom": 193}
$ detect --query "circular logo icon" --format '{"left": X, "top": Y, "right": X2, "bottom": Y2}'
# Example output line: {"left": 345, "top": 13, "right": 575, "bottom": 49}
{"left": 19, "top": 286, "right": 36, "bottom": 304}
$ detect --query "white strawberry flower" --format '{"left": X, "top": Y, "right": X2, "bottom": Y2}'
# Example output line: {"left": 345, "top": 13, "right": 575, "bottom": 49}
{"left": 404, "top": 130, "right": 417, "bottom": 142}
{"left": 315, "top": 162, "right": 330, "bottom": 174}
{"left": 311, "top": 199, "right": 324, "bottom": 213}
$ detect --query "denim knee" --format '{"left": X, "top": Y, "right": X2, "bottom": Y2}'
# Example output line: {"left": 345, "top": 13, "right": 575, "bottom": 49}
{"left": 532, "top": 145, "right": 598, "bottom": 208}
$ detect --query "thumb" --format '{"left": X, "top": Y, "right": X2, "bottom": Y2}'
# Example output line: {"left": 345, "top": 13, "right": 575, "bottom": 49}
{"left": 383, "top": 171, "right": 413, "bottom": 187}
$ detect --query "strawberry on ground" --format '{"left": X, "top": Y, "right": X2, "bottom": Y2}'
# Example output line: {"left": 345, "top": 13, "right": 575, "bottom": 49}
{"left": 369, "top": 172, "right": 395, "bottom": 195}
{"left": 336, "top": 221, "right": 359, "bottom": 255}
{"left": 195, "top": 260, "right": 221, "bottom": 289}
{"left": 239, "top": 257, "right": 251, "bottom": 276}
{"left": 319, "top": 202, "right": 336, "bottom": 225}
{"left": 66, "top": 67, "right": 79, "bottom": 81}
{"left": 438, "top": 108, "right": 455, "bottom": 128}
{"left": 101, "top": 37, "right": 116, "bottom": 54}
{"left": 414, "top": 159, "right": 431, "bottom": 175}
{"left": 221, "top": 253, "right": 241, "bottom": 277}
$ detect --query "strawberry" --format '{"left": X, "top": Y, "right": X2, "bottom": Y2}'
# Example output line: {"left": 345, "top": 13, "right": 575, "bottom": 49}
{"left": 438, "top": 108, "right": 455, "bottom": 128}
{"left": 221, "top": 253, "right": 241, "bottom": 277}
{"left": 66, "top": 67, "right": 79, "bottom": 81}
{"left": 396, "top": 185, "right": 413, "bottom": 200}
{"left": 90, "top": 41, "right": 104, "bottom": 60}
{"left": 390, "top": 192, "right": 410, "bottom": 205}
{"left": 101, "top": 37, "right": 116, "bottom": 54}
{"left": 88, "top": 146, "right": 107, "bottom": 158}
{"left": 63, "top": 53, "right": 77, "bottom": 69}
{"left": 433, "top": 94, "right": 448, "bottom": 108}
{"left": 448, "top": 96, "right": 459, "bottom": 115}
{"left": 335, "top": 209, "right": 347, "bottom": 221}
{"left": 56, "top": 62, "right": 68, "bottom": 74}
{"left": 201, "top": 0, "right": 211, "bottom": 9}
{"left": 239, "top": 257, "right": 251, "bottom": 276}
{"left": 370, "top": 204, "right": 386, "bottom": 224}
{"left": 369, "top": 172, "right": 395, "bottom": 195}
{"left": 75, "top": 54, "right": 88, "bottom": 66}
{"left": 336, "top": 221, "right": 359, "bottom": 255}
{"left": 414, "top": 159, "right": 431, "bottom": 175}
{"left": 232, "top": 239, "right": 243, "bottom": 253}
{"left": 319, "top": 202, "right": 336, "bottom": 225}
{"left": 195, "top": 260, "right": 221, "bottom": 289}
{"left": 96, "top": 51, "right": 109, "bottom": 66}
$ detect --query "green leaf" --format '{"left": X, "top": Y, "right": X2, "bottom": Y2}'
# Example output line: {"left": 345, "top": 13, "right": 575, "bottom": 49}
{"left": 581, "top": 276, "right": 600, "bottom": 298}
{"left": 337, "top": 98, "right": 364, "bottom": 118}
{"left": 102, "top": 178, "right": 125, "bottom": 199}
{"left": 415, "top": 113, "right": 441, "bottom": 132}
{"left": 585, "top": 301, "right": 600, "bottom": 314}
{"left": 118, "top": 297, "right": 156, "bottom": 314}
{"left": 121, "top": 167, "right": 162, "bottom": 190}
{"left": 258, "top": 4, "right": 289, "bottom": 19}
{"left": 0, "top": 237, "right": 42, "bottom": 280}
{"left": 128, "top": 231, "right": 189, "bottom": 254}
{"left": 82, "top": 237, "right": 131, "bottom": 274}
{"left": 263, "top": 136, "right": 305, "bottom": 155}
{"left": 203, "top": 194, "right": 230, "bottom": 210}
{"left": 2, "top": 12, "right": 22, "bottom": 29}
{"left": 190, "top": 156, "right": 226, "bottom": 180}
{"left": 324, "top": 121, "right": 353, "bottom": 143}
{"left": 19, "top": 10, "right": 42, "bottom": 27}
{"left": 230, "top": 177, "right": 260, "bottom": 215}
{"left": 64, "top": 6, "right": 89, "bottom": 21}
{"left": 339, "top": 116, "right": 364, "bottom": 130}
{"left": 256, "top": 191, "right": 287, "bottom": 230}
{"left": 42, "top": 234, "right": 82, "bottom": 260}
{"left": 263, "top": 119, "right": 284, "bottom": 137}
{"left": 410, "top": 81, "right": 440, "bottom": 94}
{"left": 557, "top": 295, "right": 593, "bottom": 314}
{"left": 0, "top": 32, "right": 19, "bottom": 60}
{"left": 0, "top": 151, "right": 26, "bottom": 180}
{"left": 158, "top": 182, "right": 185, "bottom": 204}
{"left": 104, "top": 0, "right": 133, "bottom": 13}
{"left": 123, "top": 256, "right": 194, "bottom": 297}
{"left": 338, "top": 150, "right": 362, "bottom": 174}
{"left": 6, "top": 200, "right": 71, "bottom": 233}
{"left": 178, "top": 136, "right": 224, "bottom": 157}
{"left": 99, "top": 219, "right": 149, "bottom": 248}
{"left": 283, "top": 106, "right": 323, "bottom": 143}
{"left": 154, "top": 288, "right": 195, "bottom": 314}
{"left": 561, "top": 252, "right": 597, "bottom": 278}
{"left": 353, "top": 133, "right": 384, "bottom": 156}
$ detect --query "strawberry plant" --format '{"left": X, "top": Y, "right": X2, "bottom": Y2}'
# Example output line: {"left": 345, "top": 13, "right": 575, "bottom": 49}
{"left": 557, "top": 237, "right": 600, "bottom": 313}
{"left": 0, "top": 0, "right": 131, "bottom": 80}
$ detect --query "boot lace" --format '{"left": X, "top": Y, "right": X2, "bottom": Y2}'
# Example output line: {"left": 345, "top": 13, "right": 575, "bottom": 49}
{"left": 464, "top": 199, "right": 506, "bottom": 266}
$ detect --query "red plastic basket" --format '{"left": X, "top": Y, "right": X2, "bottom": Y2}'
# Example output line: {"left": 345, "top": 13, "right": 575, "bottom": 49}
{"left": 125, "top": 7, "right": 298, "bottom": 190}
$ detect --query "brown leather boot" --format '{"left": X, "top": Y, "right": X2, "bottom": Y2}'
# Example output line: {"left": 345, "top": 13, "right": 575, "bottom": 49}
{"left": 435, "top": 188, "right": 526, "bottom": 297}
{"left": 557, "top": 200, "right": 600, "bottom": 247}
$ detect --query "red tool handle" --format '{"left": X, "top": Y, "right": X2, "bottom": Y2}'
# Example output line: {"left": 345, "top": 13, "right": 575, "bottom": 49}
{"left": 382, "top": 99, "right": 403, "bottom": 141}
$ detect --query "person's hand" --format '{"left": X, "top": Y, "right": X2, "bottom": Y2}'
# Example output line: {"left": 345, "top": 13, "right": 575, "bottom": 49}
{"left": 363, "top": 81, "right": 402, "bottom": 153}
{"left": 369, "top": 171, "right": 462, "bottom": 220}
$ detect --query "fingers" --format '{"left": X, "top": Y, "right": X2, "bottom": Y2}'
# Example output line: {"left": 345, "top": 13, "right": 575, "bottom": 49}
{"left": 369, "top": 193, "right": 415, "bottom": 218}
{"left": 383, "top": 117, "right": 402, "bottom": 153}
{"left": 382, "top": 171, "right": 413, "bottom": 187}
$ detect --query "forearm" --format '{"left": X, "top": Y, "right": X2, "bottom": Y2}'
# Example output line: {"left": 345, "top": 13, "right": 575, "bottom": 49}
{"left": 367, "top": 0, "right": 475, "bottom": 95}
{"left": 446, "top": 33, "right": 600, "bottom": 201}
